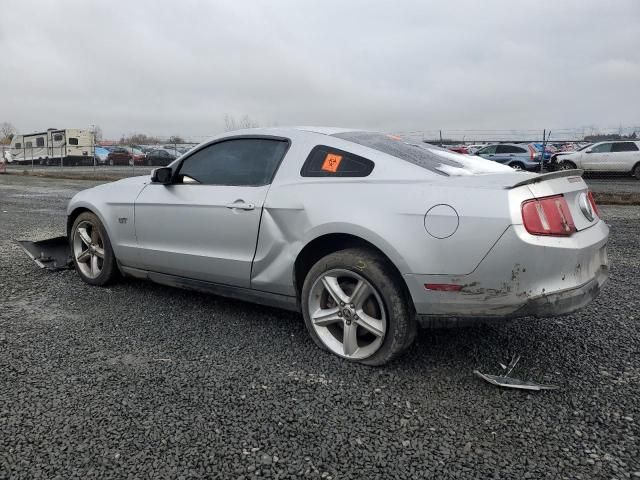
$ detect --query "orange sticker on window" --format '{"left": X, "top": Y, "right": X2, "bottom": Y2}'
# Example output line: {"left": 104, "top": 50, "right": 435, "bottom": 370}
{"left": 321, "top": 153, "right": 343, "bottom": 173}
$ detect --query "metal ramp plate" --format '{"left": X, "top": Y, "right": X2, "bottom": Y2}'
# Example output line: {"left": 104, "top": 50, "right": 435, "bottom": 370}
{"left": 16, "top": 236, "right": 72, "bottom": 270}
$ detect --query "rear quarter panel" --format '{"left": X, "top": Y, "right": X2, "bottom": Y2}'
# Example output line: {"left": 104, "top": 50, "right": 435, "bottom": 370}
{"left": 251, "top": 132, "right": 528, "bottom": 295}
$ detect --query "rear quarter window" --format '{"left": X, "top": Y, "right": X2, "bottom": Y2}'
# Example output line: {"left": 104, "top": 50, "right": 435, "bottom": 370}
{"left": 301, "top": 145, "right": 374, "bottom": 177}
{"left": 332, "top": 131, "right": 461, "bottom": 174}
{"left": 611, "top": 142, "right": 639, "bottom": 152}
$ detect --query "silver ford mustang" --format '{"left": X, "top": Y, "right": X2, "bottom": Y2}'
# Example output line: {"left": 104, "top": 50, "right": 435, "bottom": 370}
{"left": 65, "top": 127, "right": 609, "bottom": 365}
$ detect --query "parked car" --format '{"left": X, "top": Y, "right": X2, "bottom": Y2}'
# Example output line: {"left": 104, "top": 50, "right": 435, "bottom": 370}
{"left": 548, "top": 144, "right": 592, "bottom": 168}
{"left": 551, "top": 141, "right": 640, "bottom": 178}
{"left": 465, "top": 144, "right": 486, "bottom": 154}
{"left": 447, "top": 145, "right": 468, "bottom": 154}
{"left": 145, "top": 149, "right": 177, "bottom": 166}
{"left": 62, "top": 127, "right": 608, "bottom": 365}
{"left": 93, "top": 147, "right": 111, "bottom": 165}
{"left": 474, "top": 143, "right": 542, "bottom": 170}
{"left": 106, "top": 146, "right": 146, "bottom": 166}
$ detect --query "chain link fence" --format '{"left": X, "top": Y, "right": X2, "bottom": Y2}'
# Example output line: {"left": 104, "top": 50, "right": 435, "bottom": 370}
{"left": 2, "top": 142, "right": 198, "bottom": 179}
{"left": 3, "top": 130, "right": 639, "bottom": 183}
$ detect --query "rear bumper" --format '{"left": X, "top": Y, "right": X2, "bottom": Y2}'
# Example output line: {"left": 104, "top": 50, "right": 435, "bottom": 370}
{"left": 512, "top": 264, "right": 607, "bottom": 318}
{"left": 405, "top": 219, "right": 609, "bottom": 326}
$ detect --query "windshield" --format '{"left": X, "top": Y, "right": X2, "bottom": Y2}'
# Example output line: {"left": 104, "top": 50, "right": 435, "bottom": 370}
{"left": 332, "top": 131, "right": 513, "bottom": 176}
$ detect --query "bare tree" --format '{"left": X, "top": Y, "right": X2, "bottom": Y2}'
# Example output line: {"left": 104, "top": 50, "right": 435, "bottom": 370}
{"left": 168, "top": 135, "right": 185, "bottom": 144}
{"left": 93, "top": 125, "right": 103, "bottom": 142}
{"left": 224, "top": 113, "right": 259, "bottom": 131}
{"left": 238, "top": 114, "right": 259, "bottom": 129}
{"left": 1, "top": 122, "right": 16, "bottom": 145}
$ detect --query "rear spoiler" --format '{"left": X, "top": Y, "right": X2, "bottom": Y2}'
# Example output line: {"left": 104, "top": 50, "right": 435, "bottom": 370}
{"left": 507, "top": 169, "right": 584, "bottom": 189}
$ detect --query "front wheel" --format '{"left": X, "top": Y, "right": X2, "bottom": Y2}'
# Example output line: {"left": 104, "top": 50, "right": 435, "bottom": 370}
{"left": 301, "top": 248, "right": 416, "bottom": 366}
{"left": 633, "top": 164, "right": 640, "bottom": 180}
{"left": 559, "top": 160, "right": 577, "bottom": 170}
{"left": 71, "top": 212, "right": 119, "bottom": 286}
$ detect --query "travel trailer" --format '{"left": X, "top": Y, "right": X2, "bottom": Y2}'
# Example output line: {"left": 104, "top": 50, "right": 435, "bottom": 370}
{"left": 9, "top": 128, "right": 95, "bottom": 166}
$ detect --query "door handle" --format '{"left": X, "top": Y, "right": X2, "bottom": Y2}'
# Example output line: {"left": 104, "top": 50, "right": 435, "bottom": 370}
{"left": 226, "top": 200, "right": 255, "bottom": 211}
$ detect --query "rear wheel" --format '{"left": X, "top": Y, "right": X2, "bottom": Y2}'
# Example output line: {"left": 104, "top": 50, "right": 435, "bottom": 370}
{"left": 301, "top": 248, "right": 416, "bottom": 366}
{"left": 71, "top": 212, "right": 118, "bottom": 286}
{"left": 510, "top": 162, "right": 524, "bottom": 171}
{"left": 633, "top": 164, "right": 640, "bottom": 180}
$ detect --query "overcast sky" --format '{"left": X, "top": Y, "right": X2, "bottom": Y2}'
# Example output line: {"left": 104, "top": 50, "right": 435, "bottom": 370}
{"left": 1, "top": 0, "right": 639, "bottom": 140}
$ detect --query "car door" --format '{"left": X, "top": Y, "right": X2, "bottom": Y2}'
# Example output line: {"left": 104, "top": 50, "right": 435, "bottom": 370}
{"left": 134, "top": 137, "right": 290, "bottom": 288}
{"left": 499, "top": 145, "right": 529, "bottom": 166}
{"left": 610, "top": 142, "right": 639, "bottom": 171}
{"left": 476, "top": 145, "right": 497, "bottom": 161}
{"left": 582, "top": 142, "right": 612, "bottom": 171}
{"left": 493, "top": 145, "right": 514, "bottom": 164}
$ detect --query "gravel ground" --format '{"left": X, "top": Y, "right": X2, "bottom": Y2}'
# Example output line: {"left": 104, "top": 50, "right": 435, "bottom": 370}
{"left": 1, "top": 175, "right": 639, "bottom": 479}
{"left": 4, "top": 164, "right": 640, "bottom": 194}
{"left": 4, "top": 165, "right": 154, "bottom": 180}
{"left": 585, "top": 177, "right": 640, "bottom": 195}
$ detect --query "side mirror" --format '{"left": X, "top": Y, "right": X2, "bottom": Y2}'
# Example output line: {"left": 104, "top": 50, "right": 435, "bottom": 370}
{"left": 151, "top": 167, "right": 173, "bottom": 184}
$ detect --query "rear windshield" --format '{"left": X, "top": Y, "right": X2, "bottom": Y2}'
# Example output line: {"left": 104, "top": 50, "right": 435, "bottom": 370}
{"left": 332, "top": 131, "right": 512, "bottom": 176}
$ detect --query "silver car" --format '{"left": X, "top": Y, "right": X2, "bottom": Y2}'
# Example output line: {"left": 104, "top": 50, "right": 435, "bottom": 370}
{"left": 65, "top": 127, "right": 609, "bottom": 365}
{"left": 474, "top": 143, "right": 542, "bottom": 171}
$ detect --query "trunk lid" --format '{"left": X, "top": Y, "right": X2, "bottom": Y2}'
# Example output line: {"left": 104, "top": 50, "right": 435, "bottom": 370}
{"left": 448, "top": 169, "right": 598, "bottom": 231}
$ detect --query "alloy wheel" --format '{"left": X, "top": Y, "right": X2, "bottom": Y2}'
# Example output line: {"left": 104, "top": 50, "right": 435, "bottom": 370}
{"left": 308, "top": 269, "right": 387, "bottom": 360}
{"left": 73, "top": 220, "right": 105, "bottom": 279}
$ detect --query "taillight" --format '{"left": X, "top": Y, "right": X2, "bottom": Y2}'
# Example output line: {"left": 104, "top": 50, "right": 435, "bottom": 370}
{"left": 587, "top": 191, "right": 600, "bottom": 217}
{"left": 521, "top": 195, "right": 576, "bottom": 236}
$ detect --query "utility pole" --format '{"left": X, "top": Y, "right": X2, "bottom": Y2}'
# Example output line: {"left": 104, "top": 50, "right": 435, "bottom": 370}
{"left": 90, "top": 124, "right": 96, "bottom": 173}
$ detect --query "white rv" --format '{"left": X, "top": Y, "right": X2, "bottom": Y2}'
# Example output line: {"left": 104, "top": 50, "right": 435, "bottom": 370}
{"left": 9, "top": 128, "right": 95, "bottom": 166}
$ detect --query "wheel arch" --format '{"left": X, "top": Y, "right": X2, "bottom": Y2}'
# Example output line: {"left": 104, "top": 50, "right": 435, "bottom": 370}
{"left": 292, "top": 232, "right": 411, "bottom": 301}
{"left": 66, "top": 204, "right": 113, "bottom": 241}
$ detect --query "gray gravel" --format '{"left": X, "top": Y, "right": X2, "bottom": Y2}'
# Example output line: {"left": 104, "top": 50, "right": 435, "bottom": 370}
{"left": 585, "top": 177, "right": 640, "bottom": 195}
{"left": 1, "top": 175, "right": 639, "bottom": 479}
{"left": 5, "top": 164, "right": 640, "bottom": 194}
{"left": 4, "top": 164, "right": 155, "bottom": 180}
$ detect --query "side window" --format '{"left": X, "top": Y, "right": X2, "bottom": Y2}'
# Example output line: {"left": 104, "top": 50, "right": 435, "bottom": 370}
{"left": 36, "top": 137, "right": 45, "bottom": 147}
{"left": 478, "top": 145, "right": 497, "bottom": 155}
{"left": 68, "top": 137, "right": 79, "bottom": 145}
{"left": 301, "top": 145, "right": 374, "bottom": 177}
{"left": 53, "top": 134, "right": 63, "bottom": 141}
{"left": 177, "top": 138, "right": 289, "bottom": 186}
{"left": 591, "top": 143, "right": 612, "bottom": 153}
{"left": 611, "top": 142, "right": 639, "bottom": 152}
{"left": 496, "top": 145, "right": 524, "bottom": 154}
{"left": 15, "top": 143, "right": 22, "bottom": 149}
{"left": 26, "top": 141, "right": 33, "bottom": 148}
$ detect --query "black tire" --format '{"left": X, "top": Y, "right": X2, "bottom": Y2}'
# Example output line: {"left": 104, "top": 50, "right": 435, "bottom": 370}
{"left": 633, "top": 164, "right": 640, "bottom": 180}
{"left": 510, "top": 162, "right": 525, "bottom": 171}
{"left": 560, "top": 160, "right": 577, "bottom": 170}
{"left": 70, "top": 212, "right": 119, "bottom": 286}
{"left": 301, "top": 247, "right": 416, "bottom": 366}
